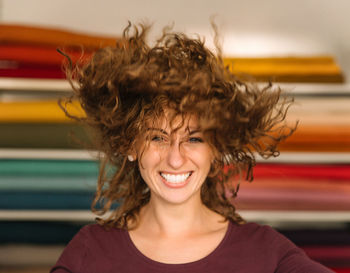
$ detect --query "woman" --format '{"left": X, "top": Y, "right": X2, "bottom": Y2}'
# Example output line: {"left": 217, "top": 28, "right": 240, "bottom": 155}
{"left": 51, "top": 23, "right": 333, "bottom": 272}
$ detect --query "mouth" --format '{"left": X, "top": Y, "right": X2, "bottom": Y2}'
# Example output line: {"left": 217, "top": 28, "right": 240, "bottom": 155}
{"left": 159, "top": 171, "right": 192, "bottom": 186}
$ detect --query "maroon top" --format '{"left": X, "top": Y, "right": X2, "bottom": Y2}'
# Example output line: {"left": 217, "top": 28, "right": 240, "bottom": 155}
{"left": 51, "top": 221, "right": 333, "bottom": 273}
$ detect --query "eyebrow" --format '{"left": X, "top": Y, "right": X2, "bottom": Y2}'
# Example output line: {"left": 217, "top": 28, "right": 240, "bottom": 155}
{"left": 146, "top": 128, "right": 169, "bottom": 135}
{"left": 188, "top": 129, "right": 201, "bottom": 135}
{"left": 146, "top": 127, "right": 201, "bottom": 135}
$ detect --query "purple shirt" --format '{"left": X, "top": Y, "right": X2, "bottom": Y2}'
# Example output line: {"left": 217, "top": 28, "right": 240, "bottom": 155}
{"left": 51, "top": 221, "right": 333, "bottom": 273}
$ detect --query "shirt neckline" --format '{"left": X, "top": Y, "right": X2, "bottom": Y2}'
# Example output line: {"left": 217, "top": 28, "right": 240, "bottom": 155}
{"left": 123, "top": 220, "right": 234, "bottom": 270}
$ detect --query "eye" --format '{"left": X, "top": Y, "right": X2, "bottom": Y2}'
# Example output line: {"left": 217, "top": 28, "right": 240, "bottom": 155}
{"left": 151, "top": 135, "right": 165, "bottom": 142}
{"left": 188, "top": 137, "right": 204, "bottom": 143}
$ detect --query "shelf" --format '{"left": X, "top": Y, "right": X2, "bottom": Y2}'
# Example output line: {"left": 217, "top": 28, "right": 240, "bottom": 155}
{"left": 0, "top": 77, "right": 71, "bottom": 92}
{"left": 1, "top": 148, "right": 350, "bottom": 163}
{"left": 1, "top": 78, "right": 350, "bottom": 96}
{"left": 1, "top": 210, "right": 349, "bottom": 223}
{"left": 0, "top": 148, "right": 98, "bottom": 160}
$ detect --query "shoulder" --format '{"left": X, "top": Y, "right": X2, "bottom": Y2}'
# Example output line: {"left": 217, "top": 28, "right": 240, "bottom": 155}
{"left": 223, "top": 222, "right": 333, "bottom": 272}
{"left": 79, "top": 223, "right": 125, "bottom": 238}
{"left": 227, "top": 221, "right": 305, "bottom": 257}
{"left": 229, "top": 221, "right": 282, "bottom": 244}
{"left": 74, "top": 223, "right": 128, "bottom": 252}
{"left": 51, "top": 224, "right": 128, "bottom": 273}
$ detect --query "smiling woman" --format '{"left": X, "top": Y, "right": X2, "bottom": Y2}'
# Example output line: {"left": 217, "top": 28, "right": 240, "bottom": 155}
{"left": 135, "top": 113, "right": 213, "bottom": 207}
{"left": 50, "top": 23, "right": 333, "bottom": 272}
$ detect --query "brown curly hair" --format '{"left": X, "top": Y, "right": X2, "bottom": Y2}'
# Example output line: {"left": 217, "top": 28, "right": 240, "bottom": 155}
{"left": 61, "top": 23, "right": 295, "bottom": 229}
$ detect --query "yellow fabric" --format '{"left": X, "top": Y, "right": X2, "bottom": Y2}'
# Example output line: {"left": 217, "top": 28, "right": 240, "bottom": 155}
{"left": 224, "top": 56, "right": 344, "bottom": 83}
{"left": 0, "top": 100, "right": 84, "bottom": 123}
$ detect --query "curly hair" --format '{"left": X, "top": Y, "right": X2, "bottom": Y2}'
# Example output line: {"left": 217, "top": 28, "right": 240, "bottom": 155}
{"left": 61, "top": 23, "right": 295, "bottom": 229}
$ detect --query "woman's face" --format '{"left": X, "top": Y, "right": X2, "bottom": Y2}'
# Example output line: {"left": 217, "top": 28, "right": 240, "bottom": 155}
{"left": 135, "top": 113, "right": 214, "bottom": 206}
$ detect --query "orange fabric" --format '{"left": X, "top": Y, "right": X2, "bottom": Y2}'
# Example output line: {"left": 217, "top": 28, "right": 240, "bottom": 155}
{"left": 0, "top": 24, "right": 123, "bottom": 49}
{"left": 279, "top": 124, "right": 350, "bottom": 152}
{"left": 256, "top": 124, "right": 350, "bottom": 152}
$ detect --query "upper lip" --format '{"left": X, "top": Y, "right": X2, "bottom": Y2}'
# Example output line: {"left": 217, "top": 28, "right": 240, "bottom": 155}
{"left": 159, "top": 171, "right": 192, "bottom": 175}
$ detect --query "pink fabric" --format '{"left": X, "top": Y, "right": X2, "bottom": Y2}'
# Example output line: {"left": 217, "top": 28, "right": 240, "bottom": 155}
{"left": 254, "top": 164, "right": 350, "bottom": 181}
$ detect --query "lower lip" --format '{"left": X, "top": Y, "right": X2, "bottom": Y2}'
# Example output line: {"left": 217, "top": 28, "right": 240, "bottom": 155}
{"left": 160, "top": 173, "right": 191, "bottom": 188}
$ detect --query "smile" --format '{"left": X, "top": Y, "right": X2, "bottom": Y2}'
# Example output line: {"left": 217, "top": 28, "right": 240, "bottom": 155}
{"left": 160, "top": 172, "right": 192, "bottom": 184}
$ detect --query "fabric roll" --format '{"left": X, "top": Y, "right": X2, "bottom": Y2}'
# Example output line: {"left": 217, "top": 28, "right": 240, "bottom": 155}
{"left": 0, "top": 159, "right": 99, "bottom": 176}
{"left": 0, "top": 66, "right": 65, "bottom": 79}
{"left": 224, "top": 56, "right": 344, "bottom": 83}
{"left": 0, "top": 176, "right": 96, "bottom": 192}
{"left": 0, "top": 191, "right": 93, "bottom": 210}
{"left": 0, "top": 45, "right": 92, "bottom": 66}
{"left": 278, "top": 124, "right": 350, "bottom": 152}
{"left": 0, "top": 123, "right": 88, "bottom": 149}
{"left": 0, "top": 24, "right": 121, "bottom": 49}
{"left": 302, "top": 246, "right": 350, "bottom": 260}
{"left": 302, "top": 246, "right": 350, "bottom": 267}
{"left": 0, "top": 159, "right": 100, "bottom": 192}
{"left": 0, "top": 100, "right": 83, "bottom": 122}
{"left": 254, "top": 163, "right": 350, "bottom": 181}
{"left": 235, "top": 184, "right": 350, "bottom": 211}
{"left": 0, "top": 221, "right": 85, "bottom": 244}
{"left": 331, "top": 269, "right": 350, "bottom": 273}
{"left": 279, "top": 229, "right": 350, "bottom": 246}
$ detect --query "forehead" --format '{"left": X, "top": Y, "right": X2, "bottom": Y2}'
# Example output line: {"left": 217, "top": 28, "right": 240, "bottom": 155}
{"left": 145, "top": 111, "right": 200, "bottom": 132}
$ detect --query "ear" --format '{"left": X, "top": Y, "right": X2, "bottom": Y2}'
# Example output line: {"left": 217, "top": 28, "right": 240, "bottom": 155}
{"left": 127, "top": 145, "right": 137, "bottom": 162}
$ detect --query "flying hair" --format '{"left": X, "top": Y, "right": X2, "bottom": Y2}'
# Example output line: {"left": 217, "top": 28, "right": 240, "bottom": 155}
{"left": 59, "top": 22, "right": 296, "bottom": 229}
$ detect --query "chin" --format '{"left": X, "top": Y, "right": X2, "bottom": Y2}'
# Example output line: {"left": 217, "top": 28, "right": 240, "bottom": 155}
{"left": 156, "top": 191, "right": 200, "bottom": 206}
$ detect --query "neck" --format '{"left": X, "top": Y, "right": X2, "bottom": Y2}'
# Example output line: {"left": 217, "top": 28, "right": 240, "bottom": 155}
{"left": 137, "top": 194, "right": 222, "bottom": 238}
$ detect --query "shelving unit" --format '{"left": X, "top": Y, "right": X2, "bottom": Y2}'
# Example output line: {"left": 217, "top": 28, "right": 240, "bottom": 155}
{"left": 1, "top": 24, "right": 349, "bottom": 271}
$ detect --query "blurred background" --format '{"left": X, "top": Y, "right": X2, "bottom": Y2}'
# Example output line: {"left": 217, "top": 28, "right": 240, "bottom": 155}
{"left": 1, "top": 0, "right": 350, "bottom": 272}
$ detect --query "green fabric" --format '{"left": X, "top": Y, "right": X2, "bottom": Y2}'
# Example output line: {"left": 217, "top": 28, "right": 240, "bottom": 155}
{"left": 0, "top": 159, "right": 100, "bottom": 191}
{"left": 0, "top": 159, "right": 99, "bottom": 175}
{"left": 0, "top": 123, "right": 90, "bottom": 149}
{"left": 0, "top": 176, "right": 97, "bottom": 192}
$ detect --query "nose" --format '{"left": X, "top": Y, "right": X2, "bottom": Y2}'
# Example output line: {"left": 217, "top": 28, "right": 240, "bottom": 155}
{"left": 166, "top": 141, "right": 186, "bottom": 169}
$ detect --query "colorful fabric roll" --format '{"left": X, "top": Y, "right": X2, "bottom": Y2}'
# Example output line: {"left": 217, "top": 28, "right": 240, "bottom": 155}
{"left": 0, "top": 45, "right": 92, "bottom": 66}
{"left": 0, "top": 221, "right": 84, "bottom": 244}
{"left": 0, "top": 191, "right": 93, "bottom": 210}
{"left": 0, "top": 123, "right": 88, "bottom": 149}
{"left": 279, "top": 228, "right": 350, "bottom": 246}
{"left": 254, "top": 163, "right": 350, "bottom": 181}
{"left": 0, "top": 159, "right": 99, "bottom": 192}
{"left": 0, "top": 24, "right": 121, "bottom": 49}
{"left": 302, "top": 246, "right": 350, "bottom": 267}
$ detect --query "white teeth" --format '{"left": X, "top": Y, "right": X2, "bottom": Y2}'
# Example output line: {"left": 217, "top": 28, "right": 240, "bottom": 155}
{"left": 160, "top": 172, "right": 191, "bottom": 183}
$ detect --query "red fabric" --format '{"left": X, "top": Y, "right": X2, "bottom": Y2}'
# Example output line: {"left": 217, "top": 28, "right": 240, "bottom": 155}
{"left": 0, "top": 67, "right": 65, "bottom": 79}
{"left": 0, "top": 44, "right": 92, "bottom": 66}
{"left": 332, "top": 269, "right": 350, "bottom": 273}
{"left": 302, "top": 246, "right": 350, "bottom": 260}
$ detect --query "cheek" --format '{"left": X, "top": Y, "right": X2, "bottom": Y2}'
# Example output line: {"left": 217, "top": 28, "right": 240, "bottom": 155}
{"left": 138, "top": 147, "right": 162, "bottom": 179}
{"left": 185, "top": 146, "right": 213, "bottom": 172}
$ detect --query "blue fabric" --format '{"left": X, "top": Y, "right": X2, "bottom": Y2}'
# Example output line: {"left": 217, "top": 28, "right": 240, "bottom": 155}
{"left": 0, "top": 191, "right": 94, "bottom": 209}
{"left": 0, "top": 221, "right": 86, "bottom": 244}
